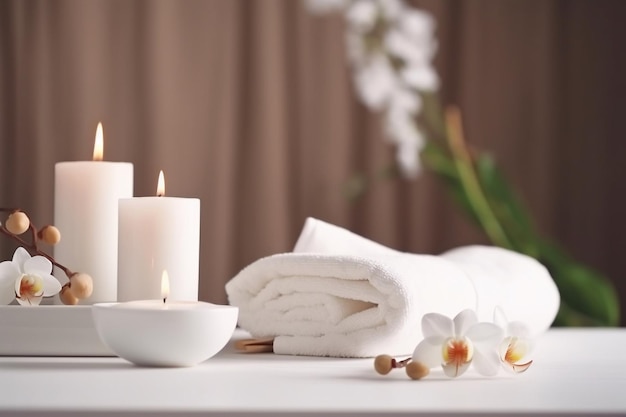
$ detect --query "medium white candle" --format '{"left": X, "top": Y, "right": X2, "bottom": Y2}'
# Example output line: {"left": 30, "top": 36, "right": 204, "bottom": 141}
{"left": 54, "top": 123, "right": 133, "bottom": 304}
{"left": 117, "top": 171, "right": 200, "bottom": 301}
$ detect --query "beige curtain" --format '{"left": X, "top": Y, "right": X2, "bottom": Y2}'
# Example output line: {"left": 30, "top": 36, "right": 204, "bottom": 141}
{"left": 1, "top": 0, "right": 625, "bottom": 323}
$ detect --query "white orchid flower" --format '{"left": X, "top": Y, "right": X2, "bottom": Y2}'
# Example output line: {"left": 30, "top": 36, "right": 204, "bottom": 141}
{"left": 413, "top": 309, "right": 504, "bottom": 377}
{"left": 304, "top": 0, "right": 350, "bottom": 14}
{"left": 346, "top": 0, "right": 379, "bottom": 32}
{"left": 0, "top": 247, "right": 62, "bottom": 306}
{"left": 353, "top": 54, "right": 400, "bottom": 110}
{"left": 397, "top": 8, "right": 436, "bottom": 43}
{"left": 383, "top": 80, "right": 425, "bottom": 177}
{"left": 494, "top": 306, "right": 534, "bottom": 373}
{"left": 385, "top": 107, "right": 424, "bottom": 177}
{"left": 339, "top": 0, "right": 439, "bottom": 178}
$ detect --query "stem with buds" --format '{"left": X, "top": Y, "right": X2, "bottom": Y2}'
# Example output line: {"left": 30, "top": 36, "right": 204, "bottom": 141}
{"left": 0, "top": 208, "right": 74, "bottom": 278}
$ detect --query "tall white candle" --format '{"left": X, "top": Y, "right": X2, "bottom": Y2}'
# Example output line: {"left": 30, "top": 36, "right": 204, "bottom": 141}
{"left": 117, "top": 171, "right": 200, "bottom": 301}
{"left": 54, "top": 122, "right": 134, "bottom": 304}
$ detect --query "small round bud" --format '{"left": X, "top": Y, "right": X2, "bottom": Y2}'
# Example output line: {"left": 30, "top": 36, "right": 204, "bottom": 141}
{"left": 69, "top": 273, "right": 93, "bottom": 299}
{"left": 38, "top": 225, "right": 61, "bottom": 245}
{"left": 5, "top": 211, "right": 30, "bottom": 235}
{"left": 374, "top": 354, "right": 394, "bottom": 375}
{"left": 405, "top": 361, "right": 430, "bottom": 380}
{"left": 59, "top": 286, "right": 79, "bottom": 305}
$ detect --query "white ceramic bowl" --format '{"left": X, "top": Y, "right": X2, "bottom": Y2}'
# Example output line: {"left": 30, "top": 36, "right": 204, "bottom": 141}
{"left": 92, "top": 301, "right": 238, "bottom": 367}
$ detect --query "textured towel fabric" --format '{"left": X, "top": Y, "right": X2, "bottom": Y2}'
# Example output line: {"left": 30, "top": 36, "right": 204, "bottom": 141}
{"left": 440, "top": 245, "right": 560, "bottom": 336}
{"left": 293, "top": 217, "right": 398, "bottom": 257}
{"left": 226, "top": 217, "right": 560, "bottom": 357}
{"left": 226, "top": 252, "right": 477, "bottom": 357}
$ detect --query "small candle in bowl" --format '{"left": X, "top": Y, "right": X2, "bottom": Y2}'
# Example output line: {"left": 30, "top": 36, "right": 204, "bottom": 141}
{"left": 92, "top": 271, "right": 238, "bottom": 367}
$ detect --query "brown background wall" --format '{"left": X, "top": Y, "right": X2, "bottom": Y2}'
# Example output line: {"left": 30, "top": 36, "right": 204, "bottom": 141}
{"left": 1, "top": 0, "right": 625, "bottom": 324}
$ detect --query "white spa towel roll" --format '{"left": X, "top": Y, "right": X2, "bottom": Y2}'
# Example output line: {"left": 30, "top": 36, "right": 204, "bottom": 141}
{"left": 226, "top": 217, "right": 560, "bottom": 357}
{"left": 226, "top": 252, "right": 477, "bottom": 357}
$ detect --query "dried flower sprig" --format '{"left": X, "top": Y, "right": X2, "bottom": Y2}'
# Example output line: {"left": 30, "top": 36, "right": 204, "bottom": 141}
{"left": 374, "top": 308, "right": 534, "bottom": 380}
{"left": 374, "top": 354, "right": 430, "bottom": 380}
{"left": 0, "top": 208, "right": 93, "bottom": 305}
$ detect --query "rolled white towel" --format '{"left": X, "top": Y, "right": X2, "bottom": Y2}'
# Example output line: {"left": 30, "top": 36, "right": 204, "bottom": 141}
{"left": 226, "top": 252, "right": 477, "bottom": 357}
{"left": 226, "top": 217, "right": 560, "bottom": 357}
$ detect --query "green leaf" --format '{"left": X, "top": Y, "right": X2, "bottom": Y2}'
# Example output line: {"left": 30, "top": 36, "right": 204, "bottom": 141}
{"left": 421, "top": 142, "right": 457, "bottom": 179}
{"left": 342, "top": 173, "right": 369, "bottom": 201}
{"left": 421, "top": 142, "right": 481, "bottom": 225}
{"left": 420, "top": 93, "right": 447, "bottom": 139}
{"left": 538, "top": 241, "right": 620, "bottom": 326}
{"left": 426, "top": 144, "right": 620, "bottom": 327}
{"left": 475, "top": 155, "right": 534, "bottom": 233}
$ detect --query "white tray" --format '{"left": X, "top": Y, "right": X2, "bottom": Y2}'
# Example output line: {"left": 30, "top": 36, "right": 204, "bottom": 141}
{"left": 0, "top": 305, "right": 114, "bottom": 356}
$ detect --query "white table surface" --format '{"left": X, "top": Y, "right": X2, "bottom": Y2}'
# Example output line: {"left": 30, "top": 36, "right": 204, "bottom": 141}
{"left": 1, "top": 328, "right": 625, "bottom": 416}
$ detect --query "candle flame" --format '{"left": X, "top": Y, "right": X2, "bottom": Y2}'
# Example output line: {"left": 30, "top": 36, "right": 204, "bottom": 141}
{"left": 157, "top": 170, "right": 165, "bottom": 197}
{"left": 161, "top": 270, "right": 170, "bottom": 303}
{"left": 93, "top": 122, "right": 104, "bottom": 161}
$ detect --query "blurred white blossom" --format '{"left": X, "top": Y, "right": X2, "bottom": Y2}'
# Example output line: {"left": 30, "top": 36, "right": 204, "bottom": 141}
{"left": 354, "top": 54, "right": 398, "bottom": 110}
{"left": 304, "top": 0, "right": 350, "bottom": 14}
{"left": 345, "top": 0, "right": 378, "bottom": 31}
{"left": 305, "top": 0, "right": 439, "bottom": 177}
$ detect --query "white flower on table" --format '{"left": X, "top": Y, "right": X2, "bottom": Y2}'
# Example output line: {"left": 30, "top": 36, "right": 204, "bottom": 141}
{"left": 0, "top": 247, "right": 61, "bottom": 306}
{"left": 412, "top": 309, "right": 504, "bottom": 377}
{"left": 494, "top": 306, "right": 534, "bottom": 373}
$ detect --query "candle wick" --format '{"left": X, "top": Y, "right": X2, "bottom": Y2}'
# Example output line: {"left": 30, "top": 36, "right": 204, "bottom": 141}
{"left": 163, "top": 297, "right": 167, "bottom": 304}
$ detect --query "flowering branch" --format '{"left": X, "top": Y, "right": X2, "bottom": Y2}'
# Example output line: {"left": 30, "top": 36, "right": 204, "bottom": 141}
{"left": 305, "top": 0, "right": 620, "bottom": 326}
{"left": 0, "top": 208, "right": 73, "bottom": 277}
{"left": 0, "top": 208, "right": 93, "bottom": 305}
{"left": 374, "top": 308, "right": 534, "bottom": 380}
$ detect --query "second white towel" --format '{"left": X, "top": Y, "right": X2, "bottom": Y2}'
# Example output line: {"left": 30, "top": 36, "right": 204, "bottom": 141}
{"left": 295, "top": 217, "right": 560, "bottom": 335}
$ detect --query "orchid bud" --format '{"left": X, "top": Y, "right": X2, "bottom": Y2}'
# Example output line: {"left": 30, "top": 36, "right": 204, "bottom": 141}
{"left": 405, "top": 361, "right": 429, "bottom": 380}
{"left": 59, "top": 286, "right": 79, "bottom": 305}
{"left": 38, "top": 225, "right": 61, "bottom": 245}
{"left": 69, "top": 273, "right": 93, "bottom": 299}
{"left": 5, "top": 211, "right": 30, "bottom": 235}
